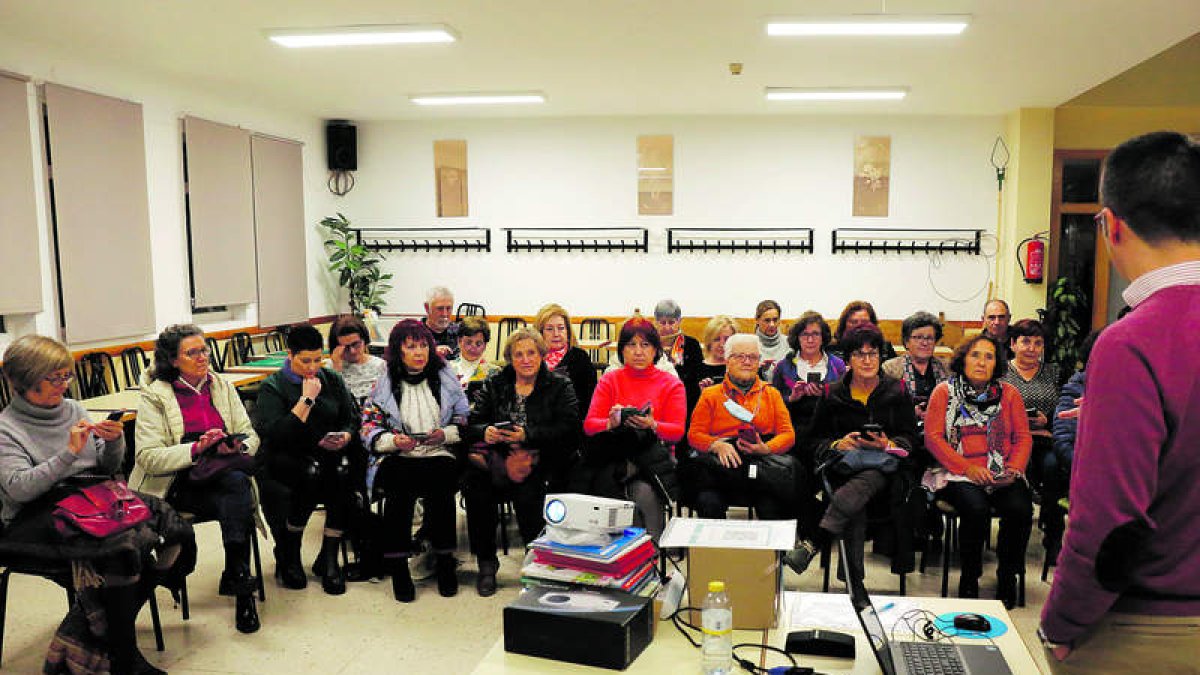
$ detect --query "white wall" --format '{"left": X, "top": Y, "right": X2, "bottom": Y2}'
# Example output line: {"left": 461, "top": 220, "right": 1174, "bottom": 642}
{"left": 337, "top": 114, "right": 1004, "bottom": 321}
{"left": 0, "top": 36, "right": 336, "bottom": 351}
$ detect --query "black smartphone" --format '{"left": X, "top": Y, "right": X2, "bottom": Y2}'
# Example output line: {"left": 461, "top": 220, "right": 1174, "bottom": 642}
{"left": 806, "top": 372, "right": 822, "bottom": 384}
{"left": 619, "top": 406, "right": 643, "bottom": 423}
{"left": 1025, "top": 407, "right": 1038, "bottom": 418}
{"left": 861, "top": 423, "right": 884, "bottom": 439}
{"left": 105, "top": 410, "right": 126, "bottom": 422}
{"left": 737, "top": 427, "right": 760, "bottom": 446}
{"left": 222, "top": 433, "right": 249, "bottom": 447}
{"left": 493, "top": 421, "right": 514, "bottom": 430}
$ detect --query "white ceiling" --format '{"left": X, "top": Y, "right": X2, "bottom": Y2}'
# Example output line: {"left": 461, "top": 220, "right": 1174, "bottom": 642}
{"left": 2, "top": 0, "right": 1198, "bottom": 120}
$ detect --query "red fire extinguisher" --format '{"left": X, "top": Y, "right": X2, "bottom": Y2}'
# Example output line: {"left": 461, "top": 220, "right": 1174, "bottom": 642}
{"left": 1018, "top": 236, "right": 1045, "bottom": 284}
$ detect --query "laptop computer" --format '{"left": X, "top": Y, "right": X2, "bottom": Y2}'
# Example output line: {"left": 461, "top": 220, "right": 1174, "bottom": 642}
{"left": 838, "top": 538, "right": 1013, "bottom": 675}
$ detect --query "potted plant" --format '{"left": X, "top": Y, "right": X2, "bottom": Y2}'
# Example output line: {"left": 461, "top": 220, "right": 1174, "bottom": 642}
{"left": 318, "top": 213, "right": 392, "bottom": 316}
{"left": 1041, "top": 275, "right": 1086, "bottom": 381}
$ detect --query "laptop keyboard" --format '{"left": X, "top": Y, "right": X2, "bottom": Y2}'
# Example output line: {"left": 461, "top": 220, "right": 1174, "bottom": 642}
{"left": 899, "top": 642, "right": 966, "bottom": 675}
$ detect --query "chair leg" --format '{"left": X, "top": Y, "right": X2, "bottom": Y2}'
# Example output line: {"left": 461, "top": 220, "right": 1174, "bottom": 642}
{"left": 941, "top": 515, "right": 954, "bottom": 598}
{"left": 180, "top": 578, "right": 190, "bottom": 621}
{"left": 0, "top": 569, "right": 10, "bottom": 666}
{"left": 899, "top": 573, "right": 907, "bottom": 595}
{"left": 821, "top": 539, "right": 832, "bottom": 592}
{"left": 251, "top": 534, "right": 266, "bottom": 602}
{"left": 499, "top": 502, "right": 511, "bottom": 557}
{"left": 1018, "top": 568, "right": 1027, "bottom": 607}
{"left": 147, "top": 589, "right": 164, "bottom": 652}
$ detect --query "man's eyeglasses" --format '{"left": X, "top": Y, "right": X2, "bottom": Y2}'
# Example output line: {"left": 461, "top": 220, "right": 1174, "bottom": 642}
{"left": 728, "top": 353, "right": 761, "bottom": 363}
{"left": 850, "top": 350, "right": 881, "bottom": 361}
{"left": 182, "top": 347, "right": 211, "bottom": 360}
{"left": 44, "top": 372, "right": 75, "bottom": 386}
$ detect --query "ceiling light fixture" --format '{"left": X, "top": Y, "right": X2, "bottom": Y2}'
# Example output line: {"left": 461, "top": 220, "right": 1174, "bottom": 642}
{"left": 409, "top": 92, "right": 546, "bottom": 106}
{"left": 767, "top": 15, "right": 970, "bottom": 37}
{"left": 265, "top": 24, "right": 458, "bottom": 48}
{"left": 766, "top": 87, "right": 908, "bottom": 101}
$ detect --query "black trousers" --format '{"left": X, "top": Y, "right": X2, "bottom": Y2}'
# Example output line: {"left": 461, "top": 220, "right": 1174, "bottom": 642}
{"left": 167, "top": 470, "right": 255, "bottom": 546}
{"left": 374, "top": 455, "right": 458, "bottom": 556}
{"left": 260, "top": 450, "right": 353, "bottom": 540}
{"left": 691, "top": 453, "right": 799, "bottom": 521}
{"left": 463, "top": 462, "right": 546, "bottom": 562}
{"left": 937, "top": 480, "right": 1033, "bottom": 580}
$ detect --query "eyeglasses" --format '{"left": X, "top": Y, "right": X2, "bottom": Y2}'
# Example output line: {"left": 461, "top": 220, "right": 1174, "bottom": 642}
{"left": 799, "top": 332, "right": 823, "bottom": 340}
{"left": 909, "top": 335, "right": 937, "bottom": 344}
{"left": 727, "top": 353, "right": 761, "bottom": 363}
{"left": 44, "top": 372, "right": 75, "bottom": 386}
{"left": 182, "top": 346, "right": 212, "bottom": 360}
{"left": 340, "top": 339, "right": 365, "bottom": 351}
{"left": 850, "top": 350, "right": 881, "bottom": 360}
{"left": 1094, "top": 208, "right": 1110, "bottom": 233}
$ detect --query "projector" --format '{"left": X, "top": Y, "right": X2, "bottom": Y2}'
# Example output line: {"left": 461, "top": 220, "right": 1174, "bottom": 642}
{"left": 543, "top": 493, "right": 634, "bottom": 533}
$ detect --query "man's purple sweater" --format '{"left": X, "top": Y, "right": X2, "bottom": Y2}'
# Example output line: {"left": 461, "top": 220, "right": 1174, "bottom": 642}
{"left": 1041, "top": 284, "right": 1200, "bottom": 642}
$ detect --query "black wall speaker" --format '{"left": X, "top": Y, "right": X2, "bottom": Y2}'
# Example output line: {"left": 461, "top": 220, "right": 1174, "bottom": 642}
{"left": 326, "top": 120, "right": 357, "bottom": 171}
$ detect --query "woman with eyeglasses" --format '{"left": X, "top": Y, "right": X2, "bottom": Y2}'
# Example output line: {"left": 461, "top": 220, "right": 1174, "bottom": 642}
{"left": 923, "top": 334, "right": 1032, "bottom": 609}
{"left": 1, "top": 335, "right": 193, "bottom": 673}
{"left": 829, "top": 300, "right": 898, "bottom": 363}
{"left": 882, "top": 312, "right": 950, "bottom": 423}
{"left": 771, "top": 311, "right": 847, "bottom": 433}
{"left": 784, "top": 324, "right": 917, "bottom": 581}
{"left": 131, "top": 324, "right": 262, "bottom": 633}
{"left": 328, "top": 314, "right": 386, "bottom": 406}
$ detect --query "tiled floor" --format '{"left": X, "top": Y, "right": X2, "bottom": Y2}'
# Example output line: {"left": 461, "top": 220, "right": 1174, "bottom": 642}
{"left": 3, "top": 509, "right": 1054, "bottom": 673}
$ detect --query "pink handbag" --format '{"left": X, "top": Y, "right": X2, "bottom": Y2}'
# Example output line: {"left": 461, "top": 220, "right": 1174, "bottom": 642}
{"left": 52, "top": 479, "right": 152, "bottom": 538}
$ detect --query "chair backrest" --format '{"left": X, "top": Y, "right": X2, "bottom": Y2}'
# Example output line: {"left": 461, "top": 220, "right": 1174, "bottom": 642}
{"left": 494, "top": 317, "right": 529, "bottom": 361}
{"left": 455, "top": 302, "right": 487, "bottom": 321}
{"left": 578, "top": 318, "right": 613, "bottom": 368}
{"left": 0, "top": 365, "right": 11, "bottom": 409}
{"left": 204, "top": 337, "right": 226, "bottom": 373}
{"left": 74, "top": 352, "right": 118, "bottom": 399}
{"left": 230, "top": 332, "right": 255, "bottom": 366}
{"left": 262, "top": 330, "right": 285, "bottom": 354}
{"left": 120, "top": 347, "right": 150, "bottom": 388}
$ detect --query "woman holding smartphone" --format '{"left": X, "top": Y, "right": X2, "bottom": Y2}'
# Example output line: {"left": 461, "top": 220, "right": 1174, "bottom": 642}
{"left": 923, "top": 334, "right": 1033, "bottom": 608}
{"left": 771, "top": 311, "right": 846, "bottom": 434}
{"left": 360, "top": 320, "right": 468, "bottom": 603}
{"left": 132, "top": 323, "right": 262, "bottom": 633}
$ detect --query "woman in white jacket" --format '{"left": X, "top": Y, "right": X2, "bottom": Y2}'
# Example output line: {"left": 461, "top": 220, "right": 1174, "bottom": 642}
{"left": 129, "top": 324, "right": 262, "bottom": 634}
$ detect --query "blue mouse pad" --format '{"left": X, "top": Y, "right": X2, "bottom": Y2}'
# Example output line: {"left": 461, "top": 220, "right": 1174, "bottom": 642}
{"left": 933, "top": 612, "right": 1008, "bottom": 639}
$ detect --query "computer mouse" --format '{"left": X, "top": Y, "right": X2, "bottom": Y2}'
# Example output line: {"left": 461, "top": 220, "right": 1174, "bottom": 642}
{"left": 953, "top": 613, "right": 991, "bottom": 632}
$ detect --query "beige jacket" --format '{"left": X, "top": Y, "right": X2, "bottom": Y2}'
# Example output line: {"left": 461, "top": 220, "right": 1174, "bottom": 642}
{"left": 129, "top": 371, "right": 266, "bottom": 534}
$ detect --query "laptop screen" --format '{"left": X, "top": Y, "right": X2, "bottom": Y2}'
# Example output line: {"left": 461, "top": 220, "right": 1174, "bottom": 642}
{"left": 840, "top": 538, "right": 898, "bottom": 675}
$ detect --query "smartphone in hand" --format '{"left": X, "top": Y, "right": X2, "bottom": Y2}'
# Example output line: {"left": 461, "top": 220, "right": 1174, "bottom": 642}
{"left": 861, "top": 423, "right": 884, "bottom": 440}
{"left": 105, "top": 410, "right": 127, "bottom": 422}
{"left": 493, "top": 421, "right": 514, "bottom": 430}
{"left": 222, "top": 433, "right": 249, "bottom": 448}
{"left": 806, "top": 372, "right": 823, "bottom": 384}
{"left": 737, "top": 426, "right": 760, "bottom": 446}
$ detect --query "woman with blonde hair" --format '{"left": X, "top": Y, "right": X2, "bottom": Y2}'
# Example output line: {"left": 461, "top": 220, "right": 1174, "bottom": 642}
{"left": 534, "top": 303, "right": 596, "bottom": 416}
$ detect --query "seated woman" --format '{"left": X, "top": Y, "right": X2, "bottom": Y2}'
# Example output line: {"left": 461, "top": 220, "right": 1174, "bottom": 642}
{"left": 463, "top": 328, "right": 579, "bottom": 596}
{"left": 449, "top": 316, "right": 498, "bottom": 411}
{"left": 130, "top": 324, "right": 261, "bottom": 634}
{"left": 785, "top": 324, "right": 917, "bottom": 580}
{"left": 360, "top": 320, "right": 468, "bottom": 602}
{"left": 998, "top": 318, "right": 1061, "bottom": 556}
{"left": 327, "top": 314, "right": 387, "bottom": 406}
{"left": 653, "top": 299, "right": 703, "bottom": 409}
{"left": 829, "top": 300, "right": 898, "bottom": 363}
{"left": 754, "top": 299, "right": 789, "bottom": 376}
{"left": 923, "top": 334, "right": 1032, "bottom": 608}
{"left": 256, "top": 324, "right": 357, "bottom": 596}
{"left": 0, "top": 335, "right": 192, "bottom": 674}
{"left": 686, "top": 334, "right": 797, "bottom": 521}
{"left": 535, "top": 303, "right": 597, "bottom": 418}
{"left": 685, "top": 315, "right": 737, "bottom": 414}
{"left": 882, "top": 311, "right": 950, "bottom": 423}
{"left": 578, "top": 317, "right": 686, "bottom": 541}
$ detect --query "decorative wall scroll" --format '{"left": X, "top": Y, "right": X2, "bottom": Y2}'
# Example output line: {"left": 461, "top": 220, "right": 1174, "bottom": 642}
{"left": 852, "top": 135, "right": 891, "bottom": 217}
{"left": 637, "top": 134, "right": 673, "bottom": 215}
{"left": 434, "top": 139, "right": 468, "bottom": 217}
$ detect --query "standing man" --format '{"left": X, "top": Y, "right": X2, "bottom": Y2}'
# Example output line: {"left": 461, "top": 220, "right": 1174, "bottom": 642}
{"left": 423, "top": 286, "right": 460, "bottom": 360}
{"left": 1038, "top": 131, "right": 1200, "bottom": 673}
{"left": 980, "top": 298, "right": 1013, "bottom": 360}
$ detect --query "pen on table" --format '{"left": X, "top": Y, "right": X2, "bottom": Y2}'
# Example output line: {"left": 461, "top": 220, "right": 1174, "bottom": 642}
{"left": 878, "top": 602, "right": 896, "bottom": 613}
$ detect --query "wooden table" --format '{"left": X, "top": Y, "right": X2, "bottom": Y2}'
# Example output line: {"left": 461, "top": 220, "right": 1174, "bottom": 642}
{"left": 471, "top": 592, "right": 1039, "bottom": 674}
{"left": 81, "top": 373, "right": 266, "bottom": 421}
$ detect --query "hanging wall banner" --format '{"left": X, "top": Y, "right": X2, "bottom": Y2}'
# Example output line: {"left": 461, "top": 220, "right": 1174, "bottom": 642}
{"left": 637, "top": 134, "right": 673, "bottom": 215}
{"left": 853, "top": 135, "right": 891, "bottom": 217}
{"left": 434, "top": 139, "right": 468, "bottom": 217}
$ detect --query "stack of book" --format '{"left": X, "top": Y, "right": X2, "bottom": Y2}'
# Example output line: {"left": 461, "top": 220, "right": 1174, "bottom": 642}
{"left": 522, "top": 527, "right": 660, "bottom": 597}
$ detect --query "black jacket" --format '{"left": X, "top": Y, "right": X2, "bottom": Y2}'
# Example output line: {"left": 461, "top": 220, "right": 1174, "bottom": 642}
{"left": 553, "top": 347, "right": 597, "bottom": 418}
{"left": 807, "top": 372, "right": 918, "bottom": 467}
{"left": 464, "top": 364, "right": 581, "bottom": 470}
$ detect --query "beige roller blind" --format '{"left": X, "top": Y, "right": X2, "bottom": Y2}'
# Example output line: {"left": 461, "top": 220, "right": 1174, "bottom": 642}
{"left": 251, "top": 134, "right": 308, "bottom": 326}
{"left": 0, "top": 73, "right": 43, "bottom": 315}
{"left": 44, "top": 83, "right": 154, "bottom": 343}
{"left": 183, "top": 116, "right": 256, "bottom": 308}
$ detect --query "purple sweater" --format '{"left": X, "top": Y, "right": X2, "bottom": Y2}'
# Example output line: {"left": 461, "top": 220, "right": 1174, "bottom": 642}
{"left": 1041, "top": 284, "right": 1200, "bottom": 642}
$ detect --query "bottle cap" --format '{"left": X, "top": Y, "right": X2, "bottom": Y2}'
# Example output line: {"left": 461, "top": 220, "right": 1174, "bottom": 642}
{"left": 708, "top": 580, "right": 725, "bottom": 593}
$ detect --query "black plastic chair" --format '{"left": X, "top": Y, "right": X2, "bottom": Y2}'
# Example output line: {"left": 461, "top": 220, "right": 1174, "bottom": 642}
{"left": 175, "top": 515, "right": 265, "bottom": 620}
{"left": 74, "top": 352, "right": 118, "bottom": 399}
{"left": 0, "top": 366, "right": 11, "bottom": 409}
{"left": 120, "top": 348, "right": 150, "bottom": 388}
{"left": 229, "top": 332, "right": 255, "bottom": 366}
{"left": 262, "top": 331, "right": 284, "bottom": 354}
{"left": 204, "top": 338, "right": 225, "bottom": 373}
{"left": 455, "top": 303, "right": 487, "bottom": 321}
{"left": 494, "top": 318, "right": 528, "bottom": 361}
{"left": 578, "top": 318, "right": 613, "bottom": 372}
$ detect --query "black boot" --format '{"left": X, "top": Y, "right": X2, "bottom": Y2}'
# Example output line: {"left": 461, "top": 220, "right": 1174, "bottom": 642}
{"left": 274, "top": 529, "right": 307, "bottom": 590}
{"left": 235, "top": 592, "right": 260, "bottom": 634}
{"left": 390, "top": 557, "right": 414, "bottom": 603}
{"left": 435, "top": 553, "right": 458, "bottom": 597}
{"left": 101, "top": 582, "right": 165, "bottom": 675}
{"left": 318, "top": 536, "right": 346, "bottom": 596}
{"left": 476, "top": 558, "right": 499, "bottom": 598}
{"left": 996, "top": 573, "right": 1018, "bottom": 610}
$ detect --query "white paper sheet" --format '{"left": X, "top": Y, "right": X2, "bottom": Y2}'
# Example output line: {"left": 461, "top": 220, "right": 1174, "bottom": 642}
{"left": 659, "top": 517, "right": 797, "bottom": 550}
{"left": 786, "top": 592, "right": 923, "bottom": 633}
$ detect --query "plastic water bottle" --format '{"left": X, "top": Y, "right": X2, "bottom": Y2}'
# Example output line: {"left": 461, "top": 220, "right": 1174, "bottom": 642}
{"left": 700, "top": 580, "right": 733, "bottom": 674}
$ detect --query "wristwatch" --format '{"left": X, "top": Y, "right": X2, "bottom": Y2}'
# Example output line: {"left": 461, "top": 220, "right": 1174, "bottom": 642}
{"left": 300, "top": 396, "right": 315, "bottom": 407}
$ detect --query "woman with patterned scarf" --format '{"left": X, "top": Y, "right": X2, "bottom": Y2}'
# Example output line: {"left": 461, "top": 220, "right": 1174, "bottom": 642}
{"left": 922, "top": 334, "right": 1033, "bottom": 608}
{"left": 534, "top": 303, "right": 596, "bottom": 418}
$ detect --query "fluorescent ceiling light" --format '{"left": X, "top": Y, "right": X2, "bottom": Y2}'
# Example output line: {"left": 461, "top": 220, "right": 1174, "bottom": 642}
{"left": 410, "top": 92, "right": 546, "bottom": 106}
{"left": 767, "top": 15, "right": 969, "bottom": 36}
{"left": 766, "top": 87, "right": 908, "bottom": 101}
{"left": 266, "top": 24, "right": 457, "bottom": 48}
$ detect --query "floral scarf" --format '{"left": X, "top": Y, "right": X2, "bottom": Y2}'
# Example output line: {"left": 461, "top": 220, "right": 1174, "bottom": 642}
{"left": 944, "top": 375, "right": 1007, "bottom": 476}
{"left": 544, "top": 346, "right": 567, "bottom": 371}
{"left": 901, "top": 354, "right": 949, "bottom": 400}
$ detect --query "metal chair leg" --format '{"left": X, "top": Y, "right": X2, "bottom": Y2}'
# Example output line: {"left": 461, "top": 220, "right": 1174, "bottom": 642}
{"left": 251, "top": 534, "right": 266, "bottom": 602}
{"left": 147, "top": 589, "right": 164, "bottom": 652}
{"left": 180, "top": 579, "right": 190, "bottom": 621}
{"left": 941, "top": 514, "right": 954, "bottom": 598}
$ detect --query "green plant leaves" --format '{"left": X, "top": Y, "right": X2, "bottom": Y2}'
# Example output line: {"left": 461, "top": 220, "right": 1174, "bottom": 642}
{"left": 318, "top": 213, "right": 389, "bottom": 314}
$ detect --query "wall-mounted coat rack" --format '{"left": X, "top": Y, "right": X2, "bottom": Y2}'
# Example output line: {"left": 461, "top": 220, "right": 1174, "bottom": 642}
{"left": 831, "top": 228, "right": 982, "bottom": 255}
{"left": 504, "top": 227, "right": 648, "bottom": 253}
{"left": 667, "top": 228, "right": 814, "bottom": 254}
{"left": 353, "top": 228, "right": 491, "bottom": 253}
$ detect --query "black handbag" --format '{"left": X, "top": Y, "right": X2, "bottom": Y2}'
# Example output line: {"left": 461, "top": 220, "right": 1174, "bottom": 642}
{"left": 830, "top": 449, "right": 900, "bottom": 476}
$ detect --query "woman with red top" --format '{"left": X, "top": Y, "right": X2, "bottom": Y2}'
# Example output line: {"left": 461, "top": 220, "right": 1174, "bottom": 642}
{"left": 576, "top": 317, "right": 685, "bottom": 541}
{"left": 923, "top": 334, "right": 1033, "bottom": 608}
{"left": 686, "top": 334, "right": 797, "bottom": 520}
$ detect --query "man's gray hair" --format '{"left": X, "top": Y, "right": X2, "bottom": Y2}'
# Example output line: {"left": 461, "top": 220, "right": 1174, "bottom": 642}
{"left": 724, "top": 333, "right": 760, "bottom": 356}
{"left": 653, "top": 299, "right": 682, "bottom": 320}
{"left": 426, "top": 286, "right": 454, "bottom": 304}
